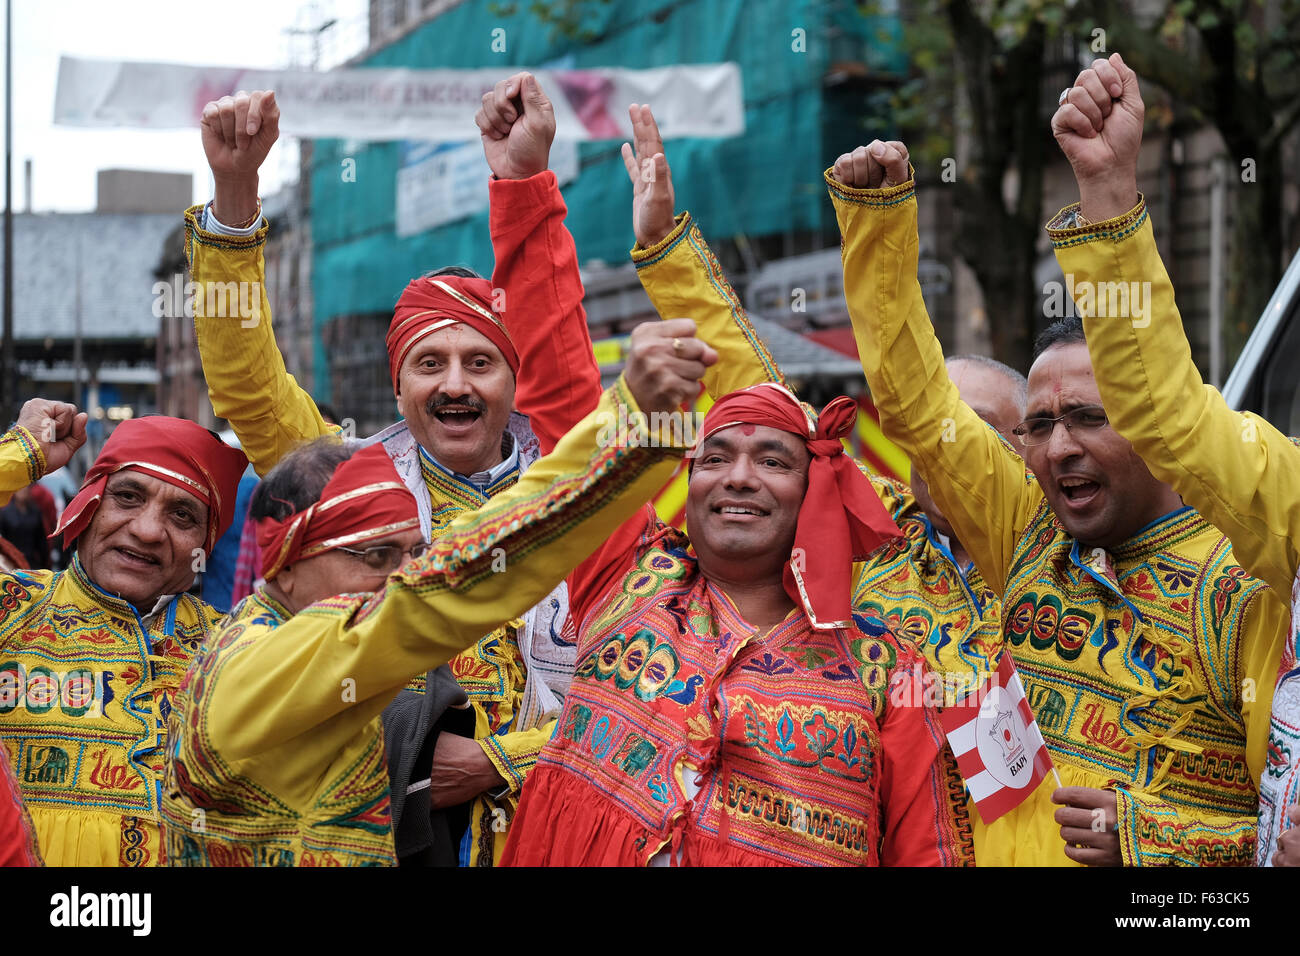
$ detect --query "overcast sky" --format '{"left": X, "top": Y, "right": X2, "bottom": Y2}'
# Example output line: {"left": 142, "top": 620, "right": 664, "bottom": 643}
{"left": 3, "top": 0, "right": 369, "bottom": 212}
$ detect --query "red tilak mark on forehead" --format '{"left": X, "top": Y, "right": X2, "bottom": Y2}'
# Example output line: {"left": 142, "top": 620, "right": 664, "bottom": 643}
{"left": 738, "top": 424, "right": 756, "bottom": 435}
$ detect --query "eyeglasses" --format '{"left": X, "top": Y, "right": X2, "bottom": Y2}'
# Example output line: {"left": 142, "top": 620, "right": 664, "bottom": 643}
{"left": 1011, "top": 405, "right": 1109, "bottom": 446}
{"left": 335, "top": 542, "right": 431, "bottom": 572}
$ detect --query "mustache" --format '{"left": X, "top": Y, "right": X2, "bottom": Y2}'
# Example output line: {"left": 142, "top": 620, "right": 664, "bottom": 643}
{"left": 426, "top": 394, "right": 487, "bottom": 416}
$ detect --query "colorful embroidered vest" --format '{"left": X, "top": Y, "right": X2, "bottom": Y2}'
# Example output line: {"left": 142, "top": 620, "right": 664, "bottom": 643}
{"left": 507, "top": 522, "right": 964, "bottom": 867}
{"left": 161, "top": 590, "right": 396, "bottom": 867}
{"left": 0, "top": 558, "right": 221, "bottom": 866}
{"left": 855, "top": 480, "right": 1002, "bottom": 693}
{"left": 852, "top": 481, "right": 998, "bottom": 860}
{"left": 1003, "top": 504, "right": 1263, "bottom": 853}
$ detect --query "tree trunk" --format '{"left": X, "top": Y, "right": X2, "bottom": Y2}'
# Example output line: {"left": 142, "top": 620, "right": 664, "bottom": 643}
{"left": 1091, "top": 3, "right": 1292, "bottom": 374}
{"left": 1225, "top": 137, "right": 1285, "bottom": 367}
{"left": 947, "top": 1, "right": 1046, "bottom": 372}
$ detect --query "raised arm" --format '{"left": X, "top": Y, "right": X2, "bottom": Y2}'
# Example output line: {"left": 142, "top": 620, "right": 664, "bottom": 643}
{"left": 480, "top": 72, "right": 602, "bottom": 454}
{"left": 201, "top": 322, "right": 709, "bottom": 760}
{"left": 189, "top": 91, "right": 333, "bottom": 477}
{"left": 623, "top": 104, "right": 786, "bottom": 398}
{"left": 827, "top": 145, "right": 1041, "bottom": 594}
{"left": 1052, "top": 53, "right": 1300, "bottom": 597}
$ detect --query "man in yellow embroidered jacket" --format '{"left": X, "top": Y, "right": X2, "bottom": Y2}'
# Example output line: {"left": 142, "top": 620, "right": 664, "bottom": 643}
{"left": 162, "top": 336, "right": 705, "bottom": 866}
{"left": 188, "top": 75, "right": 600, "bottom": 864}
{"left": 1046, "top": 53, "right": 1300, "bottom": 866}
{"left": 826, "top": 137, "right": 1287, "bottom": 866}
{"left": 614, "top": 107, "right": 1034, "bottom": 860}
{"left": 0, "top": 399, "right": 247, "bottom": 865}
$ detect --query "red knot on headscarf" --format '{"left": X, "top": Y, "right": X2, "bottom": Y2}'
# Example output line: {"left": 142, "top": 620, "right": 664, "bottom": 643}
{"left": 53, "top": 417, "right": 248, "bottom": 554}
{"left": 386, "top": 274, "right": 519, "bottom": 394}
{"left": 255, "top": 444, "right": 420, "bottom": 580}
{"left": 695, "top": 382, "right": 901, "bottom": 630}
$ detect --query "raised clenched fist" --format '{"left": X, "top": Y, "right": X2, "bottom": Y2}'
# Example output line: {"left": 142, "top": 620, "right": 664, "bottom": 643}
{"left": 1052, "top": 52, "right": 1143, "bottom": 221}
{"left": 831, "top": 140, "right": 910, "bottom": 190}
{"left": 15, "top": 398, "right": 87, "bottom": 474}
{"left": 623, "top": 318, "right": 718, "bottom": 415}
{"left": 201, "top": 90, "right": 279, "bottom": 226}
{"left": 475, "top": 72, "right": 556, "bottom": 181}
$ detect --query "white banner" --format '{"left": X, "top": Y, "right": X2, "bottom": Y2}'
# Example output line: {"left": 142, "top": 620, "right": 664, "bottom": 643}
{"left": 394, "top": 139, "right": 579, "bottom": 237}
{"left": 54, "top": 57, "right": 744, "bottom": 142}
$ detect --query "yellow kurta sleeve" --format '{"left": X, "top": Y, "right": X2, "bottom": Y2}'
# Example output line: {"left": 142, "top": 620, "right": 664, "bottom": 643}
{"left": 631, "top": 212, "right": 787, "bottom": 397}
{"left": 480, "top": 721, "right": 555, "bottom": 794}
{"left": 183, "top": 205, "right": 334, "bottom": 476}
{"left": 1051, "top": 200, "right": 1300, "bottom": 598}
{"left": 0, "top": 426, "right": 45, "bottom": 507}
{"left": 827, "top": 172, "right": 1041, "bottom": 595}
{"left": 203, "top": 376, "right": 685, "bottom": 760}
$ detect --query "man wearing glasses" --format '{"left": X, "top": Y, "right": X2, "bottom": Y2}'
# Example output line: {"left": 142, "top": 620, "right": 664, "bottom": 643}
{"left": 826, "top": 140, "right": 1286, "bottom": 866}
{"left": 1045, "top": 53, "right": 1300, "bottom": 866}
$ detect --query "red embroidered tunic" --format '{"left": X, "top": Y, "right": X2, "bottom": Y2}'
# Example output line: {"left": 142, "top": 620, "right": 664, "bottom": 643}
{"left": 502, "top": 506, "right": 967, "bottom": 866}
{"left": 1, "top": 738, "right": 41, "bottom": 866}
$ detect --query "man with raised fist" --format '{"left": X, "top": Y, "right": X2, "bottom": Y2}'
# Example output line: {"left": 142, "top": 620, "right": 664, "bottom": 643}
{"left": 1049, "top": 51, "right": 1297, "bottom": 866}
{"left": 826, "top": 114, "right": 1286, "bottom": 865}
{"left": 187, "top": 72, "right": 599, "bottom": 865}
{"left": 0, "top": 399, "right": 246, "bottom": 866}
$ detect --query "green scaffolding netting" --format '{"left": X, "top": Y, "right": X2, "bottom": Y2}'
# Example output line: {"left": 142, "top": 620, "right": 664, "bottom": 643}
{"left": 308, "top": 0, "right": 903, "bottom": 399}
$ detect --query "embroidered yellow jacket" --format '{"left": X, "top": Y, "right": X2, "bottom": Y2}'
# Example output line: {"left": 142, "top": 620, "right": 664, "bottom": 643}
{"left": 630, "top": 213, "right": 990, "bottom": 862}
{"left": 0, "top": 425, "right": 225, "bottom": 866}
{"left": 160, "top": 382, "right": 683, "bottom": 866}
{"left": 828, "top": 172, "right": 1287, "bottom": 866}
{"left": 183, "top": 190, "right": 573, "bottom": 864}
{"left": 1048, "top": 198, "right": 1300, "bottom": 865}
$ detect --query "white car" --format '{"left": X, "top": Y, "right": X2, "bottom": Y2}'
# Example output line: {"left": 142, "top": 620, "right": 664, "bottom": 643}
{"left": 1224, "top": 247, "right": 1300, "bottom": 430}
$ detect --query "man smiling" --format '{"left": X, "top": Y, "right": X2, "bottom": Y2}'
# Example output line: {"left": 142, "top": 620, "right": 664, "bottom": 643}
{"left": 503, "top": 376, "right": 969, "bottom": 866}
{"left": 187, "top": 74, "right": 602, "bottom": 864}
{"left": 0, "top": 398, "right": 246, "bottom": 866}
{"left": 827, "top": 137, "right": 1286, "bottom": 865}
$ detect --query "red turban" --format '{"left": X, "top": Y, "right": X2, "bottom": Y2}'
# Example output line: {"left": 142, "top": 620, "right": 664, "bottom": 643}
{"left": 54, "top": 417, "right": 248, "bottom": 553}
{"left": 256, "top": 444, "right": 420, "bottom": 580}
{"left": 386, "top": 274, "right": 519, "bottom": 394}
{"left": 696, "top": 382, "right": 901, "bottom": 630}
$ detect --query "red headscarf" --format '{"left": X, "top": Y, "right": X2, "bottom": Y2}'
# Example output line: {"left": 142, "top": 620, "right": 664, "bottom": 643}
{"left": 256, "top": 444, "right": 420, "bottom": 580}
{"left": 53, "top": 417, "right": 248, "bottom": 553}
{"left": 386, "top": 274, "right": 519, "bottom": 394}
{"left": 695, "top": 382, "right": 901, "bottom": 630}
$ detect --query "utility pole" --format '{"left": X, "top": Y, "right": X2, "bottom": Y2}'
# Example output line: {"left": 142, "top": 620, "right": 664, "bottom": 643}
{"left": 3, "top": 0, "right": 14, "bottom": 425}
{"left": 285, "top": 7, "right": 334, "bottom": 395}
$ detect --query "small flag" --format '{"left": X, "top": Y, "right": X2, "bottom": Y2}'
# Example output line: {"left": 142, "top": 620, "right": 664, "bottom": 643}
{"left": 939, "top": 653, "right": 1055, "bottom": 824}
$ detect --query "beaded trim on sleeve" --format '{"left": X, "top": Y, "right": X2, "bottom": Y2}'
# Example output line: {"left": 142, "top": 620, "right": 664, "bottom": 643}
{"left": 1046, "top": 195, "right": 1148, "bottom": 249}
